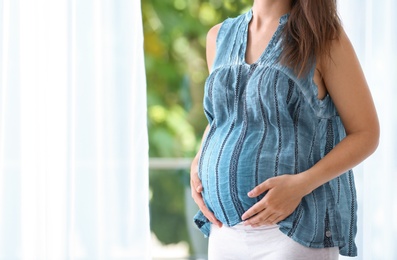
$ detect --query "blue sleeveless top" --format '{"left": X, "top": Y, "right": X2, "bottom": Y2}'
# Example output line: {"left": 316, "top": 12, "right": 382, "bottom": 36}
{"left": 193, "top": 10, "right": 357, "bottom": 257}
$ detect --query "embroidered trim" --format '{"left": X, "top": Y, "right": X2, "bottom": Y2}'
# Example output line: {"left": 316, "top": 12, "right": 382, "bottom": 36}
{"left": 255, "top": 68, "right": 270, "bottom": 203}
{"left": 273, "top": 71, "right": 281, "bottom": 176}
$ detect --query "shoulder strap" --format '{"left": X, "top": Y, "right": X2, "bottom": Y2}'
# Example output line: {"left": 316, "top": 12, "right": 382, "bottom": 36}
{"left": 211, "top": 13, "right": 248, "bottom": 72}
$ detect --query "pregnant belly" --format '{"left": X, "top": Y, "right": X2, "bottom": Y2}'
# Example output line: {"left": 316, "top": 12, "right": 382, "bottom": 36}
{"left": 198, "top": 144, "right": 276, "bottom": 226}
{"left": 198, "top": 126, "right": 296, "bottom": 225}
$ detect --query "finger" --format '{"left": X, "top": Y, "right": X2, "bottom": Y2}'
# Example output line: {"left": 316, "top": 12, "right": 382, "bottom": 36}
{"left": 241, "top": 200, "right": 267, "bottom": 221}
{"left": 202, "top": 207, "right": 223, "bottom": 228}
{"left": 192, "top": 191, "right": 222, "bottom": 227}
{"left": 247, "top": 179, "right": 272, "bottom": 198}
{"left": 190, "top": 171, "right": 203, "bottom": 193}
{"left": 196, "top": 184, "right": 203, "bottom": 193}
{"left": 270, "top": 215, "right": 285, "bottom": 225}
{"left": 262, "top": 213, "right": 280, "bottom": 226}
{"left": 190, "top": 179, "right": 203, "bottom": 193}
{"left": 246, "top": 211, "right": 277, "bottom": 227}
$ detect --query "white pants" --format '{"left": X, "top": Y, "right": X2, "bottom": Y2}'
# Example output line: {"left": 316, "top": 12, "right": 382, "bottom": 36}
{"left": 208, "top": 223, "right": 339, "bottom": 260}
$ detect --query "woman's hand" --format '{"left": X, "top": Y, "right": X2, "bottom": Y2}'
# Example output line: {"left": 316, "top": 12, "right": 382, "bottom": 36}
{"left": 241, "top": 174, "right": 310, "bottom": 227}
{"left": 190, "top": 156, "right": 223, "bottom": 228}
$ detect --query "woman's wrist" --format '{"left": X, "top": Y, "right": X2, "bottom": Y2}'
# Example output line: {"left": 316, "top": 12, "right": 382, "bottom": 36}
{"left": 295, "top": 170, "right": 321, "bottom": 196}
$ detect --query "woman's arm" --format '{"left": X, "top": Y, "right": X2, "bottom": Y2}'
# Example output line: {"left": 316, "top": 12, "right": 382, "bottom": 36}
{"left": 242, "top": 28, "right": 379, "bottom": 226}
{"left": 296, "top": 28, "right": 379, "bottom": 192}
{"left": 190, "top": 23, "right": 223, "bottom": 228}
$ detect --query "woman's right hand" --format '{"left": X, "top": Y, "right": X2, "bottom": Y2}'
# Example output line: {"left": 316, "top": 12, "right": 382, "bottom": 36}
{"left": 190, "top": 156, "right": 223, "bottom": 228}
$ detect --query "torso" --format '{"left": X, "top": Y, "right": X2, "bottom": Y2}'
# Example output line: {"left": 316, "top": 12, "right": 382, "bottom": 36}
{"left": 195, "top": 10, "right": 358, "bottom": 256}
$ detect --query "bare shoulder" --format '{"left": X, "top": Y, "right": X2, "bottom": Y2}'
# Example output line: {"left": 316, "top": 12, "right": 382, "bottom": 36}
{"left": 319, "top": 27, "right": 378, "bottom": 139}
{"left": 319, "top": 27, "right": 357, "bottom": 74}
{"left": 320, "top": 26, "right": 366, "bottom": 97}
{"left": 206, "top": 23, "right": 222, "bottom": 72}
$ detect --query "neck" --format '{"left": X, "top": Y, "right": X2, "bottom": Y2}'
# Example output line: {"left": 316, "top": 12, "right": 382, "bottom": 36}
{"left": 252, "top": 0, "right": 291, "bottom": 24}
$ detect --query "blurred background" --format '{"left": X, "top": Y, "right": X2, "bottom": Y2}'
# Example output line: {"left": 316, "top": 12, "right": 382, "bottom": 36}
{"left": 143, "top": 0, "right": 397, "bottom": 259}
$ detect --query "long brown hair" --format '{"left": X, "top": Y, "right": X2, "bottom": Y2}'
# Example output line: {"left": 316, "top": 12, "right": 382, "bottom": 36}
{"left": 280, "top": 0, "right": 341, "bottom": 77}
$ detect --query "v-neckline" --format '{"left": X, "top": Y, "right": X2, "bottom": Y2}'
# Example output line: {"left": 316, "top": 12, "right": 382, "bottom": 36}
{"left": 242, "top": 10, "right": 289, "bottom": 66}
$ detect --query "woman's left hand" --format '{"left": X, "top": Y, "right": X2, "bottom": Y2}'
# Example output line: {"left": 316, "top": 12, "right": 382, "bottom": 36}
{"left": 241, "top": 174, "right": 310, "bottom": 227}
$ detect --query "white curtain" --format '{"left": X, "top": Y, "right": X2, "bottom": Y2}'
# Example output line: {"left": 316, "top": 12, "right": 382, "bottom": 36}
{"left": 0, "top": 0, "right": 150, "bottom": 259}
{"left": 339, "top": 1, "right": 397, "bottom": 259}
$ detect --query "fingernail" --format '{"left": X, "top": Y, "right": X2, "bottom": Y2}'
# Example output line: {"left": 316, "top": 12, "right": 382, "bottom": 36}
{"left": 196, "top": 185, "right": 202, "bottom": 192}
{"left": 247, "top": 191, "right": 253, "bottom": 197}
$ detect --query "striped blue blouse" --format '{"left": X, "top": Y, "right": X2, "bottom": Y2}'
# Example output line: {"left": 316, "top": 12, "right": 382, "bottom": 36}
{"left": 193, "top": 10, "right": 358, "bottom": 257}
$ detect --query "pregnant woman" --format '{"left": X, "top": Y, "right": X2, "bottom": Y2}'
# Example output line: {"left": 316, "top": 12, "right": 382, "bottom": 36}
{"left": 190, "top": 0, "right": 379, "bottom": 259}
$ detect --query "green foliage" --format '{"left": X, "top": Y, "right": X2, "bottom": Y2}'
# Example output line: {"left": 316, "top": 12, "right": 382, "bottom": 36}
{"left": 149, "top": 170, "right": 190, "bottom": 245}
{"left": 143, "top": 0, "right": 252, "bottom": 153}
{"left": 143, "top": 0, "right": 251, "bottom": 249}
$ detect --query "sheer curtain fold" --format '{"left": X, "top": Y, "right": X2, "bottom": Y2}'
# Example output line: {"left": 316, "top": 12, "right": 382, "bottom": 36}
{"left": 339, "top": 1, "right": 397, "bottom": 259}
{"left": 0, "top": 0, "right": 150, "bottom": 259}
